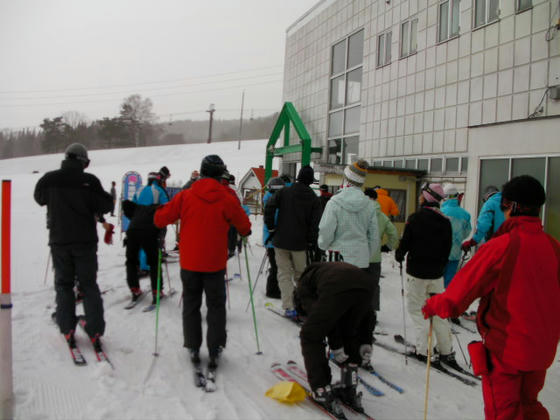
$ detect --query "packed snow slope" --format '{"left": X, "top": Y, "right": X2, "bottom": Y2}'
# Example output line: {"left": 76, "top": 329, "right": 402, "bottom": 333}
{"left": 1, "top": 139, "right": 559, "bottom": 420}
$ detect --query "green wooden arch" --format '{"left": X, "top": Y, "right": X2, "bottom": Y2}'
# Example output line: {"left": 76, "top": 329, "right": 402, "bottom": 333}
{"left": 264, "top": 102, "right": 322, "bottom": 185}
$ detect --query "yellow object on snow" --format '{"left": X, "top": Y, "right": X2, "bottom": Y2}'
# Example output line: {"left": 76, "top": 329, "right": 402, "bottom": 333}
{"left": 265, "top": 381, "right": 307, "bottom": 403}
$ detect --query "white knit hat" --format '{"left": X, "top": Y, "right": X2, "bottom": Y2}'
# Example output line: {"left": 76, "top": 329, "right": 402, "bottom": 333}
{"left": 343, "top": 160, "right": 368, "bottom": 187}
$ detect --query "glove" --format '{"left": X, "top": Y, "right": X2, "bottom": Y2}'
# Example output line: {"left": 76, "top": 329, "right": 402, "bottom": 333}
{"left": 381, "top": 245, "right": 391, "bottom": 253}
{"left": 394, "top": 250, "right": 404, "bottom": 263}
{"left": 332, "top": 347, "right": 349, "bottom": 364}
{"left": 422, "top": 298, "right": 438, "bottom": 319}
{"left": 103, "top": 223, "right": 115, "bottom": 245}
{"left": 461, "top": 238, "right": 477, "bottom": 252}
{"left": 359, "top": 344, "right": 372, "bottom": 364}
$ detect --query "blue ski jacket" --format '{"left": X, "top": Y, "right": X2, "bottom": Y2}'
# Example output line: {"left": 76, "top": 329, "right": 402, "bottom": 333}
{"left": 441, "top": 198, "right": 472, "bottom": 260}
{"left": 472, "top": 192, "right": 504, "bottom": 244}
{"left": 134, "top": 182, "right": 169, "bottom": 206}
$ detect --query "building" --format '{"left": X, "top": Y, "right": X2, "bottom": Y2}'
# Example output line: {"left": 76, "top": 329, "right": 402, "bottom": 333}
{"left": 238, "top": 166, "right": 279, "bottom": 214}
{"left": 282, "top": 0, "right": 560, "bottom": 239}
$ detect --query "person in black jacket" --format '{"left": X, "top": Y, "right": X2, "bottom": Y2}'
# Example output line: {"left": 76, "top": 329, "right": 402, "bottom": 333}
{"left": 395, "top": 183, "right": 455, "bottom": 362}
{"left": 264, "top": 165, "right": 321, "bottom": 317}
{"left": 295, "top": 262, "right": 374, "bottom": 415}
{"left": 34, "top": 143, "right": 113, "bottom": 350}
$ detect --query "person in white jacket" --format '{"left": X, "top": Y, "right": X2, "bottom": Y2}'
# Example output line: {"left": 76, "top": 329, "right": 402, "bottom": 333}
{"left": 318, "top": 160, "right": 379, "bottom": 269}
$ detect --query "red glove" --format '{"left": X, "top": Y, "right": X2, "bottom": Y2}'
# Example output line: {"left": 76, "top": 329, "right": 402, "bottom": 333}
{"left": 104, "top": 223, "right": 115, "bottom": 245}
{"left": 461, "top": 238, "right": 477, "bottom": 252}
{"left": 422, "top": 298, "right": 438, "bottom": 319}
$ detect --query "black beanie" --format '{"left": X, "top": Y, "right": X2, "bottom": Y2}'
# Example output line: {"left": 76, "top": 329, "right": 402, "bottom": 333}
{"left": 200, "top": 155, "right": 226, "bottom": 178}
{"left": 296, "top": 165, "right": 315, "bottom": 186}
{"left": 502, "top": 175, "right": 546, "bottom": 208}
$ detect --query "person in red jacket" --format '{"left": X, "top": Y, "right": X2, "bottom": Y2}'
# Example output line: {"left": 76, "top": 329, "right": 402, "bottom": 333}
{"left": 422, "top": 175, "right": 560, "bottom": 420}
{"left": 154, "top": 155, "right": 251, "bottom": 371}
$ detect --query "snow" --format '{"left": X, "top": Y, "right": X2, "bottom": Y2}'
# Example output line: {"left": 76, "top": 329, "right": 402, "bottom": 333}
{"left": 1, "top": 139, "right": 559, "bottom": 420}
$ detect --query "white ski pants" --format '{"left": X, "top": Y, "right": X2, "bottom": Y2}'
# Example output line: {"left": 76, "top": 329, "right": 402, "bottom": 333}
{"left": 406, "top": 275, "right": 453, "bottom": 356}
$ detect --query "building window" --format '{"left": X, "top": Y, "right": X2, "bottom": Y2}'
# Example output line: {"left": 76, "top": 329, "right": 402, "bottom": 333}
{"left": 383, "top": 160, "right": 393, "bottom": 167}
{"left": 446, "top": 157, "right": 459, "bottom": 173}
{"left": 328, "top": 30, "right": 364, "bottom": 164}
{"left": 438, "top": 0, "right": 460, "bottom": 42}
{"left": 474, "top": 0, "right": 499, "bottom": 28}
{"left": 394, "top": 160, "right": 404, "bottom": 168}
{"left": 386, "top": 189, "right": 407, "bottom": 223}
{"left": 377, "top": 31, "right": 392, "bottom": 67}
{"left": 431, "top": 158, "right": 443, "bottom": 173}
{"left": 401, "top": 18, "right": 418, "bottom": 58}
{"left": 405, "top": 159, "right": 416, "bottom": 169}
{"left": 461, "top": 157, "right": 468, "bottom": 173}
{"left": 516, "top": 0, "right": 532, "bottom": 12}
{"left": 418, "top": 159, "right": 429, "bottom": 170}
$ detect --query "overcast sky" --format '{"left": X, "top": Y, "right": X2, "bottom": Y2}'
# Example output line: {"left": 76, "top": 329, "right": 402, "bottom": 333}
{"left": 0, "top": 0, "right": 319, "bottom": 130}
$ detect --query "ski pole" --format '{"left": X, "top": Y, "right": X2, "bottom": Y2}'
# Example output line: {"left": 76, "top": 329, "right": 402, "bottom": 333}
{"left": 452, "top": 325, "right": 470, "bottom": 366}
{"left": 245, "top": 250, "right": 267, "bottom": 312}
{"left": 236, "top": 248, "right": 243, "bottom": 282}
{"left": 43, "top": 250, "right": 51, "bottom": 285}
{"left": 153, "top": 249, "right": 162, "bottom": 357}
{"left": 244, "top": 240, "right": 262, "bottom": 355}
{"left": 225, "top": 267, "right": 231, "bottom": 310}
{"left": 399, "top": 263, "right": 408, "bottom": 365}
{"left": 424, "top": 318, "right": 433, "bottom": 420}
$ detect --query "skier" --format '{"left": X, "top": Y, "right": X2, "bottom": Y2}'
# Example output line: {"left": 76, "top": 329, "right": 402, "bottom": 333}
{"left": 373, "top": 185, "right": 400, "bottom": 220}
{"left": 34, "top": 143, "right": 113, "bottom": 351}
{"left": 395, "top": 183, "right": 455, "bottom": 363}
{"left": 461, "top": 185, "right": 504, "bottom": 252}
{"left": 182, "top": 169, "right": 200, "bottom": 190}
{"left": 423, "top": 175, "right": 560, "bottom": 420}
{"left": 441, "top": 183, "right": 471, "bottom": 288}
{"left": 318, "top": 184, "right": 332, "bottom": 213}
{"left": 264, "top": 165, "right": 321, "bottom": 318}
{"left": 110, "top": 181, "right": 117, "bottom": 216}
{"left": 262, "top": 176, "right": 285, "bottom": 299}
{"left": 126, "top": 172, "right": 169, "bottom": 305}
{"left": 364, "top": 187, "right": 399, "bottom": 335}
{"left": 318, "top": 160, "right": 379, "bottom": 270}
{"left": 154, "top": 155, "right": 251, "bottom": 370}
{"left": 295, "top": 262, "right": 374, "bottom": 415}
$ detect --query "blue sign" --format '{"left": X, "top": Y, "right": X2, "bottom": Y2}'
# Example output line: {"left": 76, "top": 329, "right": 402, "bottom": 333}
{"left": 121, "top": 171, "right": 142, "bottom": 232}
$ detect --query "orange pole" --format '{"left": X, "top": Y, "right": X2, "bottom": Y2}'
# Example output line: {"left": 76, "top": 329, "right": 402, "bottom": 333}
{"left": 1, "top": 180, "right": 10, "bottom": 295}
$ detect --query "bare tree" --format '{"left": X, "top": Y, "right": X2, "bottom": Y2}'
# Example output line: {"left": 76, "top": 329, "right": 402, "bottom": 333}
{"left": 61, "top": 111, "right": 88, "bottom": 129}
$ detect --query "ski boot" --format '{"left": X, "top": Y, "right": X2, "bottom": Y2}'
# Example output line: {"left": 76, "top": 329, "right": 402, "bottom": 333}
{"left": 337, "top": 363, "right": 364, "bottom": 413}
{"left": 311, "top": 385, "right": 346, "bottom": 419}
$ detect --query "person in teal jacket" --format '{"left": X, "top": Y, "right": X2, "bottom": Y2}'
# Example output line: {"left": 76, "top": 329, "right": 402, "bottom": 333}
{"left": 462, "top": 186, "right": 504, "bottom": 252}
{"left": 441, "top": 184, "right": 472, "bottom": 288}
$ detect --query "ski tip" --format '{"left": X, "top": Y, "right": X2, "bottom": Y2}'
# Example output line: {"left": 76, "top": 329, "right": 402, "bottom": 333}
{"left": 256, "top": 351, "right": 263, "bottom": 355}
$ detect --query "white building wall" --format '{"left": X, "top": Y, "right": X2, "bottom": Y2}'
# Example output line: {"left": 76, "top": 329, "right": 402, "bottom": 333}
{"left": 283, "top": 0, "right": 560, "bottom": 175}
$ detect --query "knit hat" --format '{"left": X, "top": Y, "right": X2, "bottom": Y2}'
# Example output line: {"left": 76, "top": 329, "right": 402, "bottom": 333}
{"left": 319, "top": 184, "right": 329, "bottom": 192}
{"left": 443, "top": 183, "right": 458, "bottom": 198}
{"left": 422, "top": 183, "right": 445, "bottom": 203}
{"left": 159, "top": 166, "right": 170, "bottom": 180}
{"left": 343, "top": 160, "right": 368, "bottom": 187}
{"left": 296, "top": 165, "right": 316, "bottom": 186}
{"left": 200, "top": 154, "right": 226, "bottom": 178}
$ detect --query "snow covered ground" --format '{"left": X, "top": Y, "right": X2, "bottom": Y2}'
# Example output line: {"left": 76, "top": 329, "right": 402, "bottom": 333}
{"left": 1, "top": 139, "right": 559, "bottom": 420}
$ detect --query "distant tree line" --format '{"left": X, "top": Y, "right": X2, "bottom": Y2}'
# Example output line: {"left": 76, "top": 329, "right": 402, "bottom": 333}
{"left": 0, "top": 94, "right": 278, "bottom": 160}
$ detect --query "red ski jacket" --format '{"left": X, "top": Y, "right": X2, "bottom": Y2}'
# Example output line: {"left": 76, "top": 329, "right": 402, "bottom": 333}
{"left": 424, "top": 216, "right": 560, "bottom": 371}
{"left": 154, "top": 177, "right": 251, "bottom": 272}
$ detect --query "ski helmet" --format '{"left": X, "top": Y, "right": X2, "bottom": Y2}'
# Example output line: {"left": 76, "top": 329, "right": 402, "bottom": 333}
{"left": 200, "top": 155, "right": 226, "bottom": 178}
{"left": 147, "top": 172, "right": 161, "bottom": 185}
{"left": 443, "top": 183, "right": 459, "bottom": 198}
{"left": 267, "top": 176, "right": 285, "bottom": 191}
{"left": 159, "top": 166, "right": 170, "bottom": 180}
{"left": 64, "top": 143, "right": 89, "bottom": 166}
{"left": 483, "top": 185, "right": 499, "bottom": 202}
{"left": 501, "top": 175, "right": 545, "bottom": 216}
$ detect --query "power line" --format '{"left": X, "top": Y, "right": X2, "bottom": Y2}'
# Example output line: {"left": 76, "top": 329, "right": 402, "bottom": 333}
{"left": 0, "top": 64, "right": 283, "bottom": 95}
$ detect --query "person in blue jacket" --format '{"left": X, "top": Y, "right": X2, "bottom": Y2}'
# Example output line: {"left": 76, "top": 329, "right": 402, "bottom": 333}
{"left": 262, "top": 177, "right": 285, "bottom": 298}
{"left": 441, "top": 184, "right": 471, "bottom": 288}
{"left": 462, "top": 185, "right": 504, "bottom": 252}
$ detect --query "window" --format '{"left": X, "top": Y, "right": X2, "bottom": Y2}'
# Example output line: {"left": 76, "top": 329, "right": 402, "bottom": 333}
{"left": 394, "top": 160, "right": 404, "bottom": 168}
{"left": 446, "top": 157, "right": 459, "bottom": 173}
{"left": 474, "top": 0, "right": 499, "bottom": 28}
{"left": 461, "top": 157, "right": 468, "bottom": 172}
{"left": 418, "top": 159, "right": 429, "bottom": 170}
{"left": 545, "top": 157, "right": 560, "bottom": 240}
{"left": 401, "top": 18, "right": 418, "bottom": 57}
{"left": 431, "top": 158, "right": 443, "bottom": 173}
{"left": 438, "top": 0, "right": 460, "bottom": 42}
{"left": 405, "top": 159, "right": 416, "bottom": 169}
{"left": 383, "top": 160, "right": 393, "bottom": 167}
{"left": 386, "top": 189, "right": 407, "bottom": 223}
{"left": 328, "top": 30, "right": 364, "bottom": 164}
{"left": 377, "top": 31, "right": 392, "bottom": 67}
{"left": 516, "top": 0, "right": 532, "bottom": 12}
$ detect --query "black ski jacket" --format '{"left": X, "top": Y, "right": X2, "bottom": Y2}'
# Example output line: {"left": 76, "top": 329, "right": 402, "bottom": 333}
{"left": 34, "top": 159, "right": 113, "bottom": 246}
{"left": 123, "top": 200, "right": 160, "bottom": 234}
{"left": 395, "top": 205, "right": 452, "bottom": 279}
{"left": 264, "top": 181, "right": 321, "bottom": 251}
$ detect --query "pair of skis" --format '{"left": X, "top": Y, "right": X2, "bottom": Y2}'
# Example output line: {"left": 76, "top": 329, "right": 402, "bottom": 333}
{"left": 191, "top": 357, "right": 217, "bottom": 393}
{"left": 124, "top": 289, "right": 177, "bottom": 312}
{"left": 62, "top": 315, "right": 113, "bottom": 369}
{"left": 271, "top": 361, "right": 375, "bottom": 420}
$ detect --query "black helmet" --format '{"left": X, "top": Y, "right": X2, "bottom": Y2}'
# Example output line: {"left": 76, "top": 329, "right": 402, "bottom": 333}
{"left": 200, "top": 154, "right": 226, "bottom": 178}
{"left": 159, "top": 166, "right": 170, "bottom": 180}
{"left": 64, "top": 143, "right": 89, "bottom": 166}
{"left": 267, "top": 176, "right": 285, "bottom": 190}
{"left": 501, "top": 175, "right": 545, "bottom": 216}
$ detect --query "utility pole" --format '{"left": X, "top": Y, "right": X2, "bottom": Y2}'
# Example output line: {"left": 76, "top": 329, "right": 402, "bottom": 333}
{"left": 206, "top": 104, "right": 215, "bottom": 144}
{"left": 237, "top": 91, "right": 245, "bottom": 150}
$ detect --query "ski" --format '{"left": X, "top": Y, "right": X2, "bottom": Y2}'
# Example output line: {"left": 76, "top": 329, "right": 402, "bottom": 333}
{"left": 205, "top": 367, "right": 217, "bottom": 392}
{"left": 361, "top": 363, "right": 404, "bottom": 394}
{"left": 65, "top": 335, "right": 87, "bottom": 366}
{"left": 265, "top": 302, "right": 303, "bottom": 326}
{"left": 286, "top": 361, "right": 376, "bottom": 420}
{"left": 372, "top": 338, "right": 477, "bottom": 386}
{"left": 193, "top": 364, "right": 206, "bottom": 388}
{"left": 77, "top": 316, "right": 114, "bottom": 369}
{"left": 124, "top": 291, "right": 145, "bottom": 310}
{"left": 142, "top": 289, "right": 177, "bottom": 312}
{"left": 270, "top": 363, "right": 343, "bottom": 420}
{"left": 328, "top": 354, "right": 384, "bottom": 397}
{"left": 393, "top": 334, "right": 480, "bottom": 381}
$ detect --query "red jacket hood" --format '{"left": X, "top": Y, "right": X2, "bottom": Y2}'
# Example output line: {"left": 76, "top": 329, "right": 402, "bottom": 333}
{"left": 191, "top": 177, "right": 227, "bottom": 203}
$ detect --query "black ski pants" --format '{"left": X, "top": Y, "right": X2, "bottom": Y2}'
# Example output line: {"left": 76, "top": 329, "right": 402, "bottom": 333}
{"left": 125, "top": 229, "right": 162, "bottom": 295}
{"left": 51, "top": 243, "right": 105, "bottom": 337}
{"left": 181, "top": 269, "right": 226, "bottom": 357}
{"left": 365, "top": 262, "right": 382, "bottom": 327}
{"left": 265, "top": 248, "right": 281, "bottom": 298}
{"left": 300, "top": 289, "right": 373, "bottom": 390}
